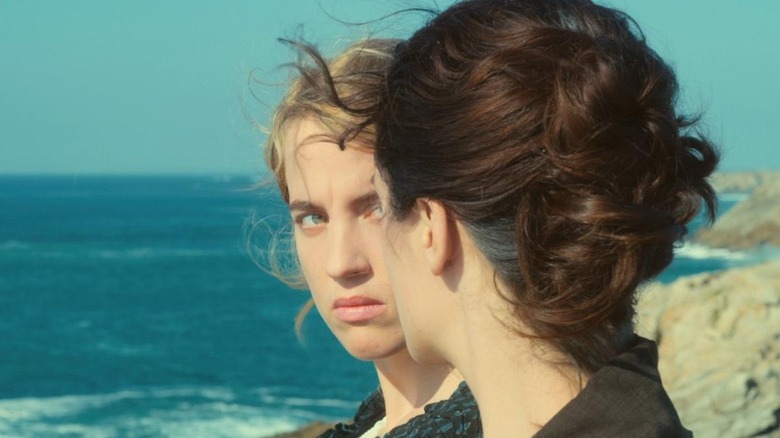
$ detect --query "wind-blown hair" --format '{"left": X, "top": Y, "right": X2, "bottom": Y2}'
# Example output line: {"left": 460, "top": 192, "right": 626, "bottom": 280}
{"left": 263, "top": 38, "right": 399, "bottom": 336}
{"left": 266, "top": 38, "right": 399, "bottom": 202}
{"left": 372, "top": 0, "right": 719, "bottom": 373}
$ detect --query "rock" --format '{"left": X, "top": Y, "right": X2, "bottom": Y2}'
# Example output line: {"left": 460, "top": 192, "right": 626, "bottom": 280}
{"left": 636, "top": 259, "right": 780, "bottom": 437}
{"left": 695, "top": 183, "right": 780, "bottom": 249}
{"left": 710, "top": 171, "right": 780, "bottom": 193}
{"left": 266, "top": 421, "right": 336, "bottom": 438}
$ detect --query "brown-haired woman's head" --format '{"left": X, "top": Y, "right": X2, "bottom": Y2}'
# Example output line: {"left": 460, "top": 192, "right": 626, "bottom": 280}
{"left": 373, "top": 0, "right": 718, "bottom": 373}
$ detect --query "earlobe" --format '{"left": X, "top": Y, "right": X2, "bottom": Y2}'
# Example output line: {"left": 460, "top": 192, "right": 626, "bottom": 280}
{"left": 417, "top": 199, "right": 454, "bottom": 275}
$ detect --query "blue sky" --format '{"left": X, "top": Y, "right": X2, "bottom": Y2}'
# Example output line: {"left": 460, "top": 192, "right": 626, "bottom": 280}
{"left": 2, "top": 1, "right": 778, "bottom": 175}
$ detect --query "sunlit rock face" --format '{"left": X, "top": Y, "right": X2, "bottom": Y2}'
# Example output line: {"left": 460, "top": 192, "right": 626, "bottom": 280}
{"left": 696, "top": 181, "right": 780, "bottom": 249}
{"left": 710, "top": 171, "right": 780, "bottom": 193}
{"left": 636, "top": 260, "right": 780, "bottom": 438}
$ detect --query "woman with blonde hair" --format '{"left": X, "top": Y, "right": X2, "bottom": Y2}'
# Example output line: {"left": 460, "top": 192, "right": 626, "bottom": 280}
{"left": 263, "top": 38, "right": 480, "bottom": 437}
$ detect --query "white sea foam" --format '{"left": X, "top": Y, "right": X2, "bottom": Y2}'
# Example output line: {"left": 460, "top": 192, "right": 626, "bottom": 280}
{"left": 0, "top": 394, "right": 97, "bottom": 421}
{"left": 0, "top": 387, "right": 309, "bottom": 438}
{"left": 258, "top": 394, "right": 359, "bottom": 409}
{"left": 0, "top": 408, "right": 299, "bottom": 438}
{"left": 675, "top": 242, "right": 749, "bottom": 261}
{"left": 0, "top": 391, "right": 136, "bottom": 420}
{"left": 117, "top": 401, "right": 303, "bottom": 437}
{"left": 150, "top": 415, "right": 299, "bottom": 438}
{"left": 142, "top": 387, "right": 237, "bottom": 403}
{"left": 253, "top": 387, "right": 359, "bottom": 410}
{"left": 0, "top": 387, "right": 237, "bottom": 421}
{"left": 675, "top": 242, "right": 780, "bottom": 270}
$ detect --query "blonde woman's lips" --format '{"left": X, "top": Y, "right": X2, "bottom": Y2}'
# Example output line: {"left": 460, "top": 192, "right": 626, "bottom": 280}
{"left": 333, "top": 296, "right": 386, "bottom": 323}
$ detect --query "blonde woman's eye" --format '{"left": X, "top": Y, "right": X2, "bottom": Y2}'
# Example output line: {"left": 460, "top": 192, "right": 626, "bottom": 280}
{"left": 297, "top": 213, "right": 326, "bottom": 228}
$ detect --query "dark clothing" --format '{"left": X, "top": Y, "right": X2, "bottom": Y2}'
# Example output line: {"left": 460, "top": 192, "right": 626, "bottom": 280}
{"left": 320, "top": 336, "right": 687, "bottom": 437}
{"left": 318, "top": 381, "right": 482, "bottom": 438}
{"left": 535, "top": 336, "right": 691, "bottom": 438}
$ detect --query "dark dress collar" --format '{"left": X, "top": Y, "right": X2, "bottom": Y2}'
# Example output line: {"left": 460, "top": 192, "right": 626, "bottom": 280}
{"left": 319, "top": 381, "right": 482, "bottom": 437}
{"left": 535, "top": 336, "right": 691, "bottom": 437}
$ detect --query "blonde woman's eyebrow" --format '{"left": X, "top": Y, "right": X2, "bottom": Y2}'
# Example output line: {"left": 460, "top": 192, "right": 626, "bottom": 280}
{"left": 288, "top": 192, "right": 378, "bottom": 214}
{"left": 288, "top": 200, "right": 319, "bottom": 213}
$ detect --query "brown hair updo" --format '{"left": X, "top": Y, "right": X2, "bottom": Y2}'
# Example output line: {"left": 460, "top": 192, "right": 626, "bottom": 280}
{"left": 373, "top": 0, "right": 719, "bottom": 374}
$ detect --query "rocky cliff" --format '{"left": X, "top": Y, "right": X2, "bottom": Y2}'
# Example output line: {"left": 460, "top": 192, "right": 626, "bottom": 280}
{"left": 636, "top": 260, "right": 780, "bottom": 438}
{"left": 694, "top": 171, "right": 780, "bottom": 249}
{"left": 710, "top": 171, "right": 780, "bottom": 193}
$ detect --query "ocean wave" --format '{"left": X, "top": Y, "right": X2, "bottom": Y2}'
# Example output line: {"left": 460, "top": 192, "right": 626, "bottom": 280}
{"left": 674, "top": 242, "right": 780, "bottom": 272}
{"left": 257, "top": 394, "right": 359, "bottom": 410}
{"left": 253, "top": 386, "right": 359, "bottom": 411}
{"left": 93, "top": 340, "right": 157, "bottom": 357}
{"left": 675, "top": 242, "right": 749, "bottom": 261}
{"left": 2, "top": 245, "right": 227, "bottom": 260}
{"left": 0, "top": 422, "right": 115, "bottom": 438}
{"left": 0, "top": 408, "right": 300, "bottom": 438}
{"left": 0, "top": 387, "right": 235, "bottom": 421}
{"left": 91, "top": 247, "right": 222, "bottom": 260}
{"left": 0, "top": 240, "right": 31, "bottom": 251}
{"left": 0, "top": 387, "right": 309, "bottom": 438}
{"left": 138, "top": 413, "right": 299, "bottom": 438}
{"left": 718, "top": 192, "right": 750, "bottom": 203}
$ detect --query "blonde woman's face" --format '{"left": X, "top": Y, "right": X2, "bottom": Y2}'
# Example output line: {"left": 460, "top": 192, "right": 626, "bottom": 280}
{"left": 283, "top": 118, "right": 405, "bottom": 360}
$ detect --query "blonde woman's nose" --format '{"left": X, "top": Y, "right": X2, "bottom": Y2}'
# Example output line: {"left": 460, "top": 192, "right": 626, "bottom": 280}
{"left": 325, "top": 224, "right": 371, "bottom": 280}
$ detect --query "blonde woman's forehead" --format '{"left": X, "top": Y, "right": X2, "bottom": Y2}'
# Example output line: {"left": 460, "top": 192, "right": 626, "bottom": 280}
{"left": 282, "top": 118, "right": 334, "bottom": 157}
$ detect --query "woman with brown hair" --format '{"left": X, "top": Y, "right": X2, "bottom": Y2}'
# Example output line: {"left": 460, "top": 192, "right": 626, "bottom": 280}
{"left": 365, "top": 0, "right": 719, "bottom": 436}
{"left": 263, "top": 38, "right": 480, "bottom": 437}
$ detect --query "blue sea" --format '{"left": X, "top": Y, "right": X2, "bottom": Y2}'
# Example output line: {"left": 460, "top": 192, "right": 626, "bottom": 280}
{"left": 0, "top": 175, "right": 769, "bottom": 437}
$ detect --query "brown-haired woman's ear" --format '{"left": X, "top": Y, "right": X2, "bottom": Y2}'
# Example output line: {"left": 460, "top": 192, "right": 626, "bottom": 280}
{"left": 415, "top": 198, "right": 456, "bottom": 276}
